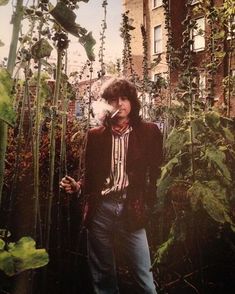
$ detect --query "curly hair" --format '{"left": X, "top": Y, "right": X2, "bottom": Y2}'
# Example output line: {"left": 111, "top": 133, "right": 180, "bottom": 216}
{"left": 100, "top": 78, "right": 141, "bottom": 125}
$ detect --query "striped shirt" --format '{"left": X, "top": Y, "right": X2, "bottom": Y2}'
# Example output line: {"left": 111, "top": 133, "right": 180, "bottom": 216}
{"left": 101, "top": 126, "right": 132, "bottom": 196}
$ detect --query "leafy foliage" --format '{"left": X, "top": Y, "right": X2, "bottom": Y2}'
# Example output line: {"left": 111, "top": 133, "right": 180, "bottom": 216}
{"left": 0, "top": 69, "right": 16, "bottom": 126}
{"left": 156, "top": 109, "right": 235, "bottom": 266}
{"left": 0, "top": 236, "right": 48, "bottom": 276}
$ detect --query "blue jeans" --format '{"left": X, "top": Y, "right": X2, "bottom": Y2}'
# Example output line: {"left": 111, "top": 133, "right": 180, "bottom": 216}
{"left": 87, "top": 197, "right": 157, "bottom": 294}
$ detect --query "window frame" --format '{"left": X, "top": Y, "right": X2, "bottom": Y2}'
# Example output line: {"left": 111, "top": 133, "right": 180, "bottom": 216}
{"left": 153, "top": 25, "right": 162, "bottom": 54}
{"left": 227, "top": 15, "right": 235, "bottom": 40}
{"left": 192, "top": 72, "right": 206, "bottom": 101}
{"left": 190, "top": 17, "right": 205, "bottom": 52}
{"left": 152, "top": 0, "right": 163, "bottom": 9}
{"left": 198, "top": 73, "right": 206, "bottom": 100}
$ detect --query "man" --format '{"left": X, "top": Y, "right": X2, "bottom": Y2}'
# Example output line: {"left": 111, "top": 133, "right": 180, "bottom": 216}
{"left": 60, "top": 78, "right": 163, "bottom": 294}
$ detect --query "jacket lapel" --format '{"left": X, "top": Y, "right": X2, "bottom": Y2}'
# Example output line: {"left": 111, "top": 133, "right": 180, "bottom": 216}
{"left": 127, "top": 125, "right": 143, "bottom": 171}
{"left": 99, "top": 127, "right": 112, "bottom": 176}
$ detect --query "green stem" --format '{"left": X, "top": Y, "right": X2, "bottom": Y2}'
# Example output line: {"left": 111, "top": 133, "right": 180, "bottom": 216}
{"left": 87, "top": 62, "right": 93, "bottom": 128}
{"left": 227, "top": 50, "right": 232, "bottom": 118}
{"left": 7, "top": 0, "right": 24, "bottom": 75}
{"left": 33, "top": 58, "right": 42, "bottom": 242}
{"left": 57, "top": 80, "right": 68, "bottom": 253}
{"left": 0, "top": 123, "right": 7, "bottom": 206}
{"left": 189, "top": 80, "right": 195, "bottom": 182}
{"left": 46, "top": 49, "right": 63, "bottom": 250}
{"left": 0, "top": 0, "right": 23, "bottom": 204}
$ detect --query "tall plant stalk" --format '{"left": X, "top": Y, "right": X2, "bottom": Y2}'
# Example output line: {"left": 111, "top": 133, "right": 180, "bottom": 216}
{"left": 0, "top": 123, "right": 8, "bottom": 206}
{"left": 0, "top": 0, "right": 23, "bottom": 204}
{"left": 46, "top": 48, "right": 63, "bottom": 250}
{"left": 33, "top": 58, "right": 43, "bottom": 242}
{"left": 87, "top": 62, "right": 93, "bottom": 128}
{"left": 6, "top": 73, "right": 28, "bottom": 228}
{"left": 163, "top": 0, "right": 173, "bottom": 140}
{"left": 57, "top": 80, "right": 68, "bottom": 255}
{"left": 141, "top": 24, "right": 149, "bottom": 120}
{"left": 7, "top": 0, "right": 23, "bottom": 74}
{"left": 98, "top": 0, "right": 108, "bottom": 78}
{"left": 189, "top": 81, "right": 196, "bottom": 182}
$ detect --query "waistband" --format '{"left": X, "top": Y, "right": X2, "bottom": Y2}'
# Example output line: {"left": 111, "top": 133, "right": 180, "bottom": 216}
{"left": 107, "top": 189, "right": 127, "bottom": 202}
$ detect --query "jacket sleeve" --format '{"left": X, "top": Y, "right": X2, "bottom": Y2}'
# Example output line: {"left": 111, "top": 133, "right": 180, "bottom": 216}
{"left": 83, "top": 130, "right": 93, "bottom": 196}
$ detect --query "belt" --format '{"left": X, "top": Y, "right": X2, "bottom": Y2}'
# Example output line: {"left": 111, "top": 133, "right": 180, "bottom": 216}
{"left": 108, "top": 190, "right": 127, "bottom": 202}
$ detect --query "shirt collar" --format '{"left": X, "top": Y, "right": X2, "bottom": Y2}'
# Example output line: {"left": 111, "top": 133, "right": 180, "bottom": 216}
{"left": 111, "top": 124, "right": 132, "bottom": 136}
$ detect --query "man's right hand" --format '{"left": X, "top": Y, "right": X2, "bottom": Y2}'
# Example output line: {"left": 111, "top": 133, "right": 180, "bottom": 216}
{"left": 59, "top": 176, "right": 81, "bottom": 194}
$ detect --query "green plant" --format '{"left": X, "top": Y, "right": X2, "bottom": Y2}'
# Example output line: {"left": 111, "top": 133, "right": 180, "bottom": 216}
{"left": 0, "top": 69, "right": 16, "bottom": 126}
{"left": 0, "top": 235, "right": 48, "bottom": 276}
{"left": 154, "top": 106, "right": 235, "bottom": 266}
{"left": 152, "top": 4, "right": 235, "bottom": 274}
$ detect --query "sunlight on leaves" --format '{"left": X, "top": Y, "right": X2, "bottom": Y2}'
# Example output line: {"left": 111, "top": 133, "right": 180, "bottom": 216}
{"left": 0, "top": 69, "right": 16, "bottom": 126}
{"left": 0, "top": 237, "right": 49, "bottom": 276}
{"left": 204, "top": 146, "right": 231, "bottom": 181}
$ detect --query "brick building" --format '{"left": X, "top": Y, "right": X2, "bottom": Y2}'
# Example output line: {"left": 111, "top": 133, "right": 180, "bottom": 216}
{"left": 122, "top": 0, "right": 168, "bottom": 80}
{"left": 122, "top": 0, "right": 235, "bottom": 116}
{"left": 169, "top": 0, "right": 235, "bottom": 115}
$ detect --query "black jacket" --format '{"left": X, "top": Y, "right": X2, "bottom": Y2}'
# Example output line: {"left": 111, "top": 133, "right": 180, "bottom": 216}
{"left": 83, "top": 120, "right": 163, "bottom": 230}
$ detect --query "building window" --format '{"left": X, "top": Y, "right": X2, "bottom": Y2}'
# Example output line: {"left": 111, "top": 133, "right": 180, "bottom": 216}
{"left": 154, "top": 25, "right": 162, "bottom": 54}
{"left": 227, "top": 15, "right": 235, "bottom": 40}
{"left": 153, "top": 0, "right": 163, "bottom": 8}
{"left": 193, "top": 73, "right": 206, "bottom": 100}
{"left": 198, "top": 73, "right": 206, "bottom": 100}
{"left": 191, "top": 17, "right": 205, "bottom": 52}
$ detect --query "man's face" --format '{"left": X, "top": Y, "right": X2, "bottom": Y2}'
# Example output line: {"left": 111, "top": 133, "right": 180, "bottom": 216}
{"left": 109, "top": 96, "right": 131, "bottom": 119}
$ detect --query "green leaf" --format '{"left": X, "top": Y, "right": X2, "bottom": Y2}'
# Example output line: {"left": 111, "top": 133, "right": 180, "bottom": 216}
{"left": 153, "top": 233, "right": 174, "bottom": 265}
{"left": 213, "top": 30, "right": 225, "bottom": 40}
{"left": 214, "top": 51, "right": 226, "bottom": 59}
{"left": 165, "top": 127, "right": 190, "bottom": 158}
{"left": 221, "top": 126, "right": 234, "bottom": 142}
{"left": 159, "top": 156, "right": 179, "bottom": 181}
{"left": 157, "top": 174, "right": 174, "bottom": 206}
{"left": 79, "top": 31, "right": 96, "bottom": 61}
{"left": 0, "top": 68, "right": 16, "bottom": 126}
{"left": 203, "top": 188, "right": 233, "bottom": 226}
{"left": 205, "top": 111, "right": 220, "bottom": 131}
{"left": 206, "top": 180, "right": 228, "bottom": 204}
{"left": 204, "top": 146, "right": 231, "bottom": 181}
{"left": 188, "top": 181, "right": 234, "bottom": 229}
{"left": 191, "top": 117, "right": 206, "bottom": 137}
{"left": 188, "top": 180, "right": 228, "bottom": 211}
{"left": 0, "top": 250, "right": 15, "bottom": 276}
{"left": 31, "top": 38, "right": 53, "bottom": 59}
{"left": 153, "top": 221, "right": 185, "bottom": 265}
{"left": 187, "top": 182, "right": 201, "bottom": 211}
{"left": 168, "top": 104, "right": 186, "bottom": 120}
{"left": 0, "top": 238, "right": 5, "bottom": 250}
{"left": 8, "top": 237, "right": 49, "bottom": 274}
